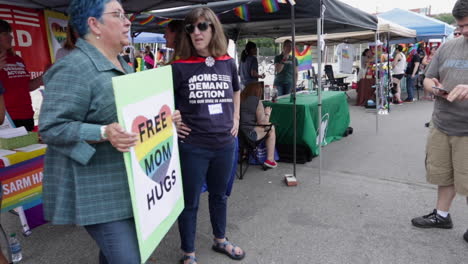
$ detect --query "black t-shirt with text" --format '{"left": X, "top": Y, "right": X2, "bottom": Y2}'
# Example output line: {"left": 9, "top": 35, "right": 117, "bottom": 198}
{"left": 172, "top": 55, "right": 240, "bottom": 149}
{"left": 406, "top": 54, "right": 421, "bottom": 75}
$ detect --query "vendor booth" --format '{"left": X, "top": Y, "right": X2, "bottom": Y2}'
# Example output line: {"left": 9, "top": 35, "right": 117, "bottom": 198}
{"left": 130, "top": 0, "right": 378, "bottom": 168}
{"left": 264, "top": 91, "right": 350, "bottom": 159}
{"left": 378, "top": 8, "right": 455, "bottom": 41}
{"left": 132, "top": 0, "right": 377, "bottom": 38}
{"left": 275, "top": 17, "right": 416, "bottom": 44}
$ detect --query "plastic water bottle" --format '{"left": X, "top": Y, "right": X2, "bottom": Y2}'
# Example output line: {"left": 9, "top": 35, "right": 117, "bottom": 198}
{"left": 271, "top": 86, "right": 278, "bottom": 102}
{"left": 9, "top": 233, "right": 22, "bottom": 263}
{"left": 264, "top": 85, "right": 271, "bottom": 101}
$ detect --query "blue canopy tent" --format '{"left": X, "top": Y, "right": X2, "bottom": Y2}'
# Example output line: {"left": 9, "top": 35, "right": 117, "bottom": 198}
{"left": 378, "top": 8, "right": 454, "bottom": 41}
{"left": 132, "top": 32, "right": 166, "bottom": 44}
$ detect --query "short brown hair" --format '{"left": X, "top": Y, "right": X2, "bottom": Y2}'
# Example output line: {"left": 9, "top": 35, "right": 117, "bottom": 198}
{"left": 240, "top": 82, "right": 263, "bottom": 102}
{"left": 176, "top": 7, "right": 227, "bottom": 59}
{"left": 453, "top": 0, "right": 468, "bottom": 20}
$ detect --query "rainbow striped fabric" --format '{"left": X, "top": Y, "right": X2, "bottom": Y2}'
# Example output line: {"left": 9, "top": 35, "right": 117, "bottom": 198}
{"left": 234, "top": 4, "right": 250, "bottom": 21}
{"left": 139, "top": 15, "right": 155, "bottom": 25}
{"left": 295, "top": 46, "right": 313, "bottom": 71}
{"left": 0, "top": 156, "right": 44, "bottom": 212}
{"left": 157, "top": 18, "right": 172, "bottom": 27}
{"left": 128, "top": 14, "right": 137, "bottom": 22}
{"left": 262, "top": 0, "right": 280, "bottom": 13}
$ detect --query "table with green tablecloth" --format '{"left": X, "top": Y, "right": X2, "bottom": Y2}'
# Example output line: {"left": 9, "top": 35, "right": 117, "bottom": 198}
{"left": 263, "top": 91, "right": 350, "bottom": 158}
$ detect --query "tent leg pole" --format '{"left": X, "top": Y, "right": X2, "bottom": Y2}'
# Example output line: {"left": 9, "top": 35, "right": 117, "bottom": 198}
{"left": 317, "top": 13, "right": 323, "bottom": 185}
{"left": 285, "top": 2, "right": 298, "bottom": 187}
{"left": 375, "top": 32, "right": 379, "bottom": 134}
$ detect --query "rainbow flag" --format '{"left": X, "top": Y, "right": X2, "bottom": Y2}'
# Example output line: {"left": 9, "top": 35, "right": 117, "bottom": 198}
{"left": 407, "top": 42, "right": 419, "bottom": 56}
{"left": 295, "top": 46, "right": 312, "bottom": 71}
{"left": 262, "top": 0, "right": 280, "bottom": 13}
{"left": 234, "top": 4, "right": 250, "bottom": 21}
{"left": 139, "top": 15, "right": 155, "bottom": 25}
{"left": 128, "top": 13, "right": 137, "bottom": 22}
{"left": 0, "top": 156, "right": 44, "bottom": 212}
{"left": 157, "top": 18, "right": 172, "bottom": 27}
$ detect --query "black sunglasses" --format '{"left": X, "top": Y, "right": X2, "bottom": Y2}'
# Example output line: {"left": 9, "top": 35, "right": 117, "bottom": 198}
{"left": 185, "top": 22, "right": 212, "bottom": 34}
{"left": 454, "top": 32, "right": 461, "bottom": 36}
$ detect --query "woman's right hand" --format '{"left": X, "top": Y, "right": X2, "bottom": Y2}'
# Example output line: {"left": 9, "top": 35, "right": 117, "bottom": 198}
{"left": 106, "top": 122, "right": 138, "bottom": 152}
{"left": 173, "top": 110, "right": 191, "bottom": 139}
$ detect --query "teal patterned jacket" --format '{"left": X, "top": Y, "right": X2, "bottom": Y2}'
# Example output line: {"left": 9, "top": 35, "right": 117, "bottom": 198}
{"left": 39, "top": 39, "right": 134, "bottom": 225}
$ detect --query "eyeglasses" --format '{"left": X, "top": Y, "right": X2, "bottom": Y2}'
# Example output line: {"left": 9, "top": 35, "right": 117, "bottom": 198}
{"left": 185, "top": 22, "right": 212, "bottom": 34}
{"left": 454, "top": 32, "right": 462, "bottom": 36}
{"left": 102, "top": 11, "right": 128, "bottom": 21}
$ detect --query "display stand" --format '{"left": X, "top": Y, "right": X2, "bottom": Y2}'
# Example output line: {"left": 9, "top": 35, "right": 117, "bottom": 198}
{"left": 0, "top": 112, "right": 45, "bottom": 237}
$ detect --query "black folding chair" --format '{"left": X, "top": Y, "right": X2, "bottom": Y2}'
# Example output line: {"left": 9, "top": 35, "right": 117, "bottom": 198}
{"left": 324, "top": 65, "right": 350, "bottom": 97}
{"left": 237, "top": 124, "right": 273, "bottom": 180}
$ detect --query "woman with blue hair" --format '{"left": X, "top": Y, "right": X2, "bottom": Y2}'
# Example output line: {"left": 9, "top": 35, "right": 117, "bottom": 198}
{"left": 39, "top": 0, "right": 156, "bottom": 263}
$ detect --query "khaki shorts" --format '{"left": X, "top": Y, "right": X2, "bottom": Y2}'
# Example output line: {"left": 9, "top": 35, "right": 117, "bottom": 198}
{"left": 426, "top": 127, "right": 468, "bottom": 195}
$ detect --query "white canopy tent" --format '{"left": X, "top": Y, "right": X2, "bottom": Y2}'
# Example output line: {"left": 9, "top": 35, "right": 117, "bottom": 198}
{"left": 275, "top": 17, "right": 416, "bottom": 44}
{"left": 275, "top": 17, "right": 416, "bottom": 137}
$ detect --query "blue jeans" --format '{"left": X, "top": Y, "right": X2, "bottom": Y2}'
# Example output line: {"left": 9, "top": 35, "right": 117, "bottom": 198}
{"left": 85, "top": 218, "right": 141, "bottom": 264}
{"left": 274, "top": 82, "right": 293, "bottom": 96}
{"left": 178, "top": 141, "right": 236, "bottom": 253}
{"left": 406, "top": 74, "right": 418, "bottom": 100}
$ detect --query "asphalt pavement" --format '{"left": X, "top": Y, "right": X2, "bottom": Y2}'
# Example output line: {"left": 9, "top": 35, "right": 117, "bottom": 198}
{"left": 4, "top": 90, "right": 468, "bottom": 264}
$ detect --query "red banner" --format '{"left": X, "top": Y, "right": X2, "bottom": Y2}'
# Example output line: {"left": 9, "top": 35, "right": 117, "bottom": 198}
{"left": 0, "top": 4, "right": 51, "bottom": 79}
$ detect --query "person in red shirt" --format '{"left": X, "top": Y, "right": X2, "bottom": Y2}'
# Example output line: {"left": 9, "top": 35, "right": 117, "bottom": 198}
{"left": 0, "top": 19, "right": 42, "bottom": 131}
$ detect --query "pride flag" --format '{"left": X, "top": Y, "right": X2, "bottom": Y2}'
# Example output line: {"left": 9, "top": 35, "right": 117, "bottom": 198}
{"left": 128, "top": 13, "right": 137, "bottom": 22}
{"left": 139, "top": 15, "right": 155, "bottom": 25}
{"left": 262, "top": 0, "right": 280, "bottom": 13}
{"left": 295, "top": 46, "right": 313, "bottom": 71}
{"left": 0, "top": 156, "right": 44, "bottom": 212}
{"left": 234, "top": 4, "right": 250, "bottom": 21}
{"left": 157, "top": 18, "right": 172, "bottom": 27}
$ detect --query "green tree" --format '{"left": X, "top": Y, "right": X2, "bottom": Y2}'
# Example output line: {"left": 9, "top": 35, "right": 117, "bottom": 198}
{"left": 432, "top": 13, "right": 455, "bottom": 25}
{"left": 237, "top": 38, "right": 278, "bottom": 57}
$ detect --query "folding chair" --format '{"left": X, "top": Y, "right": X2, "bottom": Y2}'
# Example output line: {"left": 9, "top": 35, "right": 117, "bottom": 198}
{"left": 237, "top": 124, "right": 273, "bottom": 180}
{"left": 324, "top": 65, "right": 350, "bottom": 97}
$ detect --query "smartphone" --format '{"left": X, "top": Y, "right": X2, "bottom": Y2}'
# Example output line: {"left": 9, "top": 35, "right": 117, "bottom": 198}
{"left": 433, "top": 86, "right": 449, "bottom": 93}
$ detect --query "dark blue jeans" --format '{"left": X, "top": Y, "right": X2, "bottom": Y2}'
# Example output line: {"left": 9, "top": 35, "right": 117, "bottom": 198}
{"left": 178, "top": 140, "right": 236, "bottom": 253}
{"left": 406, "top": 74, "right": 418, "bottom": 100}
{"left": 85, "top": 218, "right": 140, "bottom": 264}
{"left": 274, "top": 82, "right": 293, "bottom": 96}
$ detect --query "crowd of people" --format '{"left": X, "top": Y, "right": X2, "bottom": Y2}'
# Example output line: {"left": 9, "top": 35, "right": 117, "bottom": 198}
{"left": 356, "top": 32, "right": 463, "bottom": 106}
{"left": 1, "top": 0, "right": 468, "bottom": 263}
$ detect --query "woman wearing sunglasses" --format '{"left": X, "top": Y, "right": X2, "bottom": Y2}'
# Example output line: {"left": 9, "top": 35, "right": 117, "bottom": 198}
{"left": 172, "top": 7, "right": 245, "bottom": 264}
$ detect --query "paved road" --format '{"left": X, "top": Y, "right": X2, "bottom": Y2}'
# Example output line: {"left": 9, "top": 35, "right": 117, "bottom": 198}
{"left": 4, "top": 91, "right": 468, "bottom": 264}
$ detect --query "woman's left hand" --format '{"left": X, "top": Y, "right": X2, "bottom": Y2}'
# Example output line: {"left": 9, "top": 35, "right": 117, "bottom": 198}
{"left": 231, "top": 118, "right": 239, "bottom": 137}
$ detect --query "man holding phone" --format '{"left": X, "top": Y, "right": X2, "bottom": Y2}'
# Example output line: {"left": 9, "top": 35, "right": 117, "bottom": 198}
{"left": 411, "top": 0, "right": 468, "bottom": 243}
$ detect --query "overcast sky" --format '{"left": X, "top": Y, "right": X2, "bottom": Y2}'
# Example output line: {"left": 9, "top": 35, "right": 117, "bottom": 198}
{"left": 339, "top": 0, "right": 458, "bottom": 15}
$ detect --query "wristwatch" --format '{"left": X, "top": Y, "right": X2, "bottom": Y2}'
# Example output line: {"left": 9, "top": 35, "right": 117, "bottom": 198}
{"left": 100, "top": 125, "right": 108, "bottom": 140}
